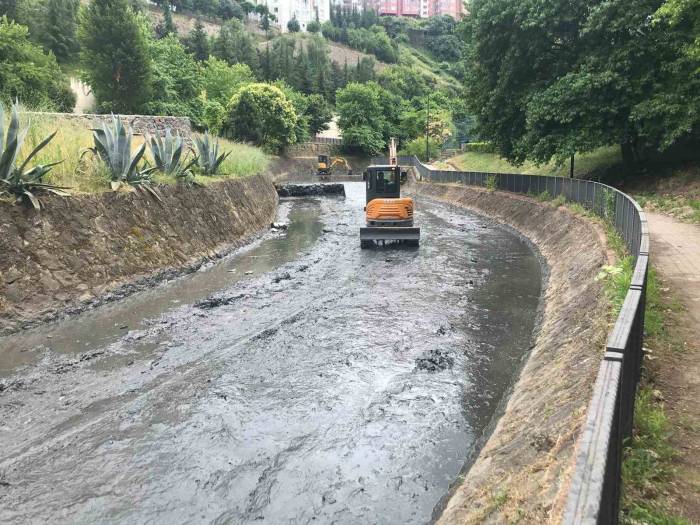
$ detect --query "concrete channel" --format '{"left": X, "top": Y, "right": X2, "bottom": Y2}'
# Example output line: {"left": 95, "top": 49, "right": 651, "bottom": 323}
{"left": 0, "top": 182, "right": 542, "bottom": 524}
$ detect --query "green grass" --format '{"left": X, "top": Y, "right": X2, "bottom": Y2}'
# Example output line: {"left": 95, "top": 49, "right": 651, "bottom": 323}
{"left": 593, "top": 232, "right": 689, "bottom": 523}
{"left": 635, "top": 193, "right": 700, "bottom": 224}
{"left": 9, "top": 112, "right": 270, "bottom": 196}
{"left": 445, "top": 145, "right": 622, "bottom": 178}
{"left": 541, "top": 196, "right": 688, "bottom": 522}
{"left": 397, "top": 44, "right": 461, "bottom": 92}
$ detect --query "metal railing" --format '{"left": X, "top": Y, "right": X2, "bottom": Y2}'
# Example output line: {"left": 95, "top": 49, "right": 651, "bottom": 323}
{"left": 373, "top": 155, "right": 648, "bottom": 524}
{"left": 311, "top": 136, "right": 343, "bottom": 145}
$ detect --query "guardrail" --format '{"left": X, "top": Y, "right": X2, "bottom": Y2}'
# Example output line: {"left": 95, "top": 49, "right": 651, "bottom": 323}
{"left": 372, "top": 155, "right": 648, "bottom": 524}
{"left": 311, "top": 136, "right": 343, "bottom": 145}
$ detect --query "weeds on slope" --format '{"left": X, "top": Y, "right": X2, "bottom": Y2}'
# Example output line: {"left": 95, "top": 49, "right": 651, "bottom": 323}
{"left": 534, "top": 190, "right": 689, "bottom": 523}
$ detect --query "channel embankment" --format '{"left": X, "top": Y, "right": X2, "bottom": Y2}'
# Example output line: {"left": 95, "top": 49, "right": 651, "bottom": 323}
{"left": 411, "top": 182, "right": 611, "bottom": 523}
{"left": 0, "top": 175, "right": 278, "bottom": 335}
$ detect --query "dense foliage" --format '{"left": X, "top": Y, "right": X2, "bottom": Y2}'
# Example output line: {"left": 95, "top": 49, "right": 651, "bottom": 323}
{"left": 463, "top": 0, "right": 700, "bottom": 169}
{"left": 0, "top": 16, "right": 75, "bottom": 110}
{"left": 225, "top": 83, "right": 298, "bottom": 152}
{"left": 78, "top": 0, "right": 153, "bottom": 113}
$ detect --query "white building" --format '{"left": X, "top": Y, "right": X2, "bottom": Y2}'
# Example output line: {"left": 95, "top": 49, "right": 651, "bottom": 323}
{"left": 256, "top": 0, "right": 331, "bottom": 32}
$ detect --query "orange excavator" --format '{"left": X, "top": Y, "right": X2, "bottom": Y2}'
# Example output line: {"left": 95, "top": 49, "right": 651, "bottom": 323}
{"left": 360, "top": 138, "right": 420, "bottom": 248}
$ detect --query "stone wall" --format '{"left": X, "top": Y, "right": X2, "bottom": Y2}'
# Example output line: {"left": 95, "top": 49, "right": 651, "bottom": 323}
{"left": 28, "top": 112, "right": 193, "bottom": 138}
{"left": 0, "top": 175, "right": 277, "bottom": 334}
{"left": 409, "top": 182, "right": 611, "bottom": 524}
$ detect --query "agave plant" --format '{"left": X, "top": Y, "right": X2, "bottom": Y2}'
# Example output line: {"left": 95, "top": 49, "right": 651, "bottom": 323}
{"left": 0, "top": 102, "right": 68, "bottom": 210}
{"left": 84, "top": 115, "right": 158, "bottom": 196}
{"left": 194, "top": 132, "right": 230, "bottom": 176}
{"left": 148, "top": 129, "right": 196, "bottom": 183}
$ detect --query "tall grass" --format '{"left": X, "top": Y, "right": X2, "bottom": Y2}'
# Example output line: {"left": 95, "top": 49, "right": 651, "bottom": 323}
{"left": 448, "top": 145, "right": 622, "bottom": 178}
{"left": 14, "top": 112, "right": 270, "bottom": 194}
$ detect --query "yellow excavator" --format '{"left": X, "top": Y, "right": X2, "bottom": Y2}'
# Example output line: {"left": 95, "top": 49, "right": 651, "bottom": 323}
{"left": 360, "top": 138, "right": 420, "bottom": 248}
{"left": 317, "top": 155, "right": 352, "bottom": 180}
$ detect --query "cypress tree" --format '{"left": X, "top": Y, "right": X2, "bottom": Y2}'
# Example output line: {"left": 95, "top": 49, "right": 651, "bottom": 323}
{"left": 44, "top": 0, "right": 80, "bottom": 63}
{"left": 78, "top": 0, "right": 152, "bottom": 113}
{"left": 186, "top": 20, "right": 210, "bottom": 61}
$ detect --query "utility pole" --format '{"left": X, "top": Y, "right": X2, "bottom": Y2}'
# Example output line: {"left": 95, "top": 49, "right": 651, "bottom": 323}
{"left": 425, "top": 99, "right": 430, "bottom": 163}
{"left": 570, "top": 154, "right": 575, "bottom": 178}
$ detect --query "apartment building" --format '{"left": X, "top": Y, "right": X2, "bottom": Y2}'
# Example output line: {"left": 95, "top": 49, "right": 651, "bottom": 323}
{"left": 364, "top": 0, "right": 462, "bottom": 19}
{"left": 255, "top": 0, "right": 331, "bottom": 32}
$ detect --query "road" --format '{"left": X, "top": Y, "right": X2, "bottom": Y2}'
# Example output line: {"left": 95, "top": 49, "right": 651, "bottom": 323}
{"left": 0, "top": 183, "right": 541, "bottom": 524}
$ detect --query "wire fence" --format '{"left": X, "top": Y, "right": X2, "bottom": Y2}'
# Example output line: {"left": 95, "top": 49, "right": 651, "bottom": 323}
{"left": 372, "top": 155, "right": 649, "bottom": 525}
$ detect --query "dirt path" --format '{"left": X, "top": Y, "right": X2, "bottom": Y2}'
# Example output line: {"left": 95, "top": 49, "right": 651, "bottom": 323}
{"left": 646, "top": 211, "right": 700, "bottom": 521}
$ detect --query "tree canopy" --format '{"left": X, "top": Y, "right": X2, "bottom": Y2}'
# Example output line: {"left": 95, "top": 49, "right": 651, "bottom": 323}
{"left": 0, "top": 16, "right": 75, "bottom": 111}
{"left": 462, "top": 0, "right": 700, "bottom": 169}
{"left": 78, "top": 0, "right": 152, "bottom": 113}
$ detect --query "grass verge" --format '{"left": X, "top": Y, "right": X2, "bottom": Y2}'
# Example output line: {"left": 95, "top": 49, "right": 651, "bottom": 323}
{"left": 10, "top": 113, "right": 270, "bottom": 196}
{"left": 532, "top": 190, "right": 688, "bottom": 522}
{"left": 444, "top": 146, "right": 622, "bottom": 179}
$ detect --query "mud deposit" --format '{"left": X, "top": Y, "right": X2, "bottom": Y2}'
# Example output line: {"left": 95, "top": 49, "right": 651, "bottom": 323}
{"left": 0, "top": 183, "right": 541, "bottom": 524}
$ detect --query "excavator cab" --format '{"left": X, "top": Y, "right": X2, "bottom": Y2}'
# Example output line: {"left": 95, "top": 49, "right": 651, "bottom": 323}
{"left": 317, "top": 155, "right": 330, "bottom": 176}
{"left": 318, "top": 155, "right": 351, "bottom": 179}
{"left": 360, "top": 164, "right": 420, "bottom": 248}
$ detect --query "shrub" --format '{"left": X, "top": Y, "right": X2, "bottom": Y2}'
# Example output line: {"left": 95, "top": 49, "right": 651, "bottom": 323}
{"left": 307, "top": 20, "right": 321, "bottom": 33}
{"left": 0, "top": 102, "right": 68, "bottom": 209}
{"left": 464, "top": 142, "right": 497, "bottom": 154}
{"left": 225, "top": 83, "right": 298, "bottom": 153}
{"left": 485, "top": 174, "right": 498, "bottom": 191}
{"left": 0, "top": 17, "right": 76, "bottom": 111}
{"left": 400, "top": 137, "right": 441, "bottom": 162}
{"left": 287, "top": 17, "right": 300, "bottom": 33}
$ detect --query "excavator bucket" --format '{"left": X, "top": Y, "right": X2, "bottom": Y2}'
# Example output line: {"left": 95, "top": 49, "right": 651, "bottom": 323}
{"left": 360, "top": 226, "right": 421, "bottom": 244}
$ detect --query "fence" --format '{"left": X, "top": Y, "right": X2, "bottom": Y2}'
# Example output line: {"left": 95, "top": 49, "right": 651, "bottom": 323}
{"left": 311, "top": 136, "right": 343, "bottom": 145}
{"left": 372, "top": 155, "right": 648, "bottom": 525}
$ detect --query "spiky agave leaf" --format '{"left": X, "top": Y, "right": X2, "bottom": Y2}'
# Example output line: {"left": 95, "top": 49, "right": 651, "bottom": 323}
{"left": 88, "top": 115, "right": 156, "bottom": 187}
{"left": 0, "top": 101, "right": 67, "bottom": 209}
{"left": 149, "top": 129, "right": 187, "bottom": 177}
{"left": 194, "top": 132, "right": 230, "bottom": 175}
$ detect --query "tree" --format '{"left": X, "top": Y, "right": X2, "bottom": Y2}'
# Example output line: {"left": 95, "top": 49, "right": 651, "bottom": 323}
{"left": 155, "top": 0, "right": 176, "bottom": 38}
{"left": 0, "top": 16, "right": 76, "bottom": 110}
{"left": 336, "top": 82, "right": 389, "bottom": 154}
{"left": 307, "top": 20, "right": 320, "bottom": 33}
{"left": 42, "top": 0, "right": 79, "bottom": 62}
{"left": 225, "top": 83, "right": 298, "bottom": 152}
{"left": 143, "top": 34, "right": 202, "bottom": 119}
{"left": 0, "top": 1, "right": 18, "bottom": 20}
{"left": 201, "top": 56, "right": 254, "bottom": 103}
{"left": 287, "top": 16, "right": 300, "bottom": 32}
{"left": 463, "top": 0, "right": 700, "bottom": 170}
{"left": 185, "top": 19, "right": 210, "bottom": 61}
{"left": 305, "top": 94, "right": 332, "bottom": 135}
{"left": 219, "top": 0, "right": 244, "bottom": 20}
{"left": 212, "top": 19, "right": 258, "bottom": 71}
{"left": 78, "top": 0, "right": 152, "bottom": 113}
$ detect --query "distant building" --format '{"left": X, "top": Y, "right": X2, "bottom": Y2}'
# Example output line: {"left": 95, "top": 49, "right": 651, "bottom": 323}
{"left": 363, "top": 0, "right": 463, "bottom": 19}
{"left": 255, "top": 0, "right": 331, "bottom": 32}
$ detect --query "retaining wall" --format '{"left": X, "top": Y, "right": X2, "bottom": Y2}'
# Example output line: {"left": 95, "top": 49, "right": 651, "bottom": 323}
{"left": 27, "top": 112, "right": 193, "bottom": 138}
{"left": 0, "top": 175, "right": 277, "bottom": 335}
{"left": 393, "top": 153, "right": 648, "bottom": 524}
{"left": 410, "top": 183, "right": 610, "bottom": 524}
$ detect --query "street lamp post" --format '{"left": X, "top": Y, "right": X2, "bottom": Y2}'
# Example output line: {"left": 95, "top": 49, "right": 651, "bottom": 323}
{"left": 425, "top": 99, "right": 430, "bottom": 163}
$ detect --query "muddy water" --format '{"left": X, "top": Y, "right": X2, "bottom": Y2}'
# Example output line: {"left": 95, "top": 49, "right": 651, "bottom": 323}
{"left": 0, "top": 183, "right": 541, "bottom": 524}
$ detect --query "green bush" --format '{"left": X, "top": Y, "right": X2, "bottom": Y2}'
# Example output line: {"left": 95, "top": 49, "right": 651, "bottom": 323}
{"left": 464, "top": 142, "right": 497, "bottom": 154}
{"left": 225, "top": 83, "right": 298, "bottom": 153}
{"left": 400, "top": 137, "right": 441, "bottom": 162}
{"left": 0, "top": 16, "right": 76, "bottom": 111}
